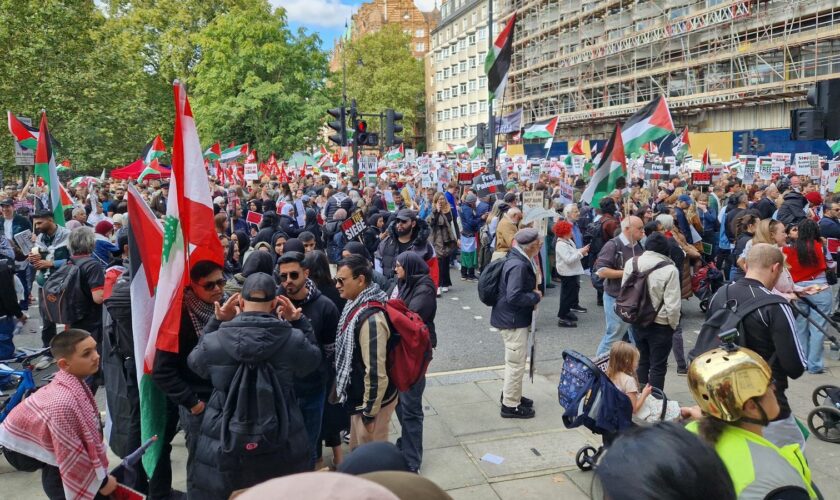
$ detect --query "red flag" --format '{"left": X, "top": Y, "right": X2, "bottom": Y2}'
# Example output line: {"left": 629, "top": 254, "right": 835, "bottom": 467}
{"left": 570, "top": 140, "right": 584, "bottom": 155}
{"left": 246, "top": 149, "right": 257, "bottom": 164}
{"left": 279, "top": 161, "right": 289, "bottom": 183}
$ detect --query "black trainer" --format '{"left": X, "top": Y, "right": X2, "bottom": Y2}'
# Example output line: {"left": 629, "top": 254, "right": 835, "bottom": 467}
{"left": 500, "top": 394, "right": 534, "bottom": 408}
{"left": 570, "top": 306, "right": 587, "bottom": 313}
{"left": 557, "top": 318, "right": 577, "bottom": 328}
{"left": 501, "top": 404, "right": 535, "bottom": 419}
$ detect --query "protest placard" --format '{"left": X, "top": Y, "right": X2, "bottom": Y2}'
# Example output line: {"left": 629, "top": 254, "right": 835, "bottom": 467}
{"left": 691, "top": 172, "right": 712, "bottom": 186}
{"left": 473, "top": 172, "right": 506, "bottom": 197}
{"left": 244, "top": 162, "right": 259, "bottom": 180}
{"left": 341, "top": 210, "right": 367, "bottom": 241}
{"left": 557, "top": 182, "right": 574, "bottom": 205}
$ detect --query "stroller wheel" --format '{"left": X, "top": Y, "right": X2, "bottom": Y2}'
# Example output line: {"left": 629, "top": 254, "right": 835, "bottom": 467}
{"left": 807, "top": 407, "right": 840, "bottom": 443}
{"left": 575, "top": 445, "right": 600, "bottom": 471}
{"left": 812, "top": 384, "right": 839, "bottom": 407}
{"left": 699, "top": 299, "right": 709, "bottom": 313}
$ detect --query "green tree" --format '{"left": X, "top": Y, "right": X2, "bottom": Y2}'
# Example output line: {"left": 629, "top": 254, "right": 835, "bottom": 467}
{"left": 334, "top": 25, "right": 425, "bottom": 146}
{"left": 190, "top": 1, "right": 334, "bottom": 157}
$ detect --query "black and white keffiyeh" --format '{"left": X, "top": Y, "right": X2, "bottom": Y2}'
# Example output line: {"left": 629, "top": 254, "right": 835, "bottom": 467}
{"left": 183, "top": 288, "right": 216, "bottom": 335}
{"left": 333, "top": 283, "right": 387, "bottom": 403}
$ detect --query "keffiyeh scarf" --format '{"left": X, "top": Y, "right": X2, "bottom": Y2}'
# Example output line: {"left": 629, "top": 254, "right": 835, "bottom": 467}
{"left": 334, "top": 283, "right": 388, "bottom": 403}
{"left": 0, "top": 370, "right": 108, "bottom": 500}
{"left": 183, "top": 288, "right": 216, "bottom": 335}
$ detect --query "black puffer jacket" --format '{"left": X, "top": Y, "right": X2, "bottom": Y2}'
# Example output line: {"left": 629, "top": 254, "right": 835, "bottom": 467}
{"left": 490, "top": 249, "right": 540, "bottom": 329}
{"left": 290, "top": 286, "right": 339, "bottom": 397}
{"left": 376, "top": 218, "right": 433, "bottom": 279}
{"left": 776, "top": 191, "right": 808, "bottom": 227}
{"left": 187, "top": 312, "right": 321, "bottom": 498}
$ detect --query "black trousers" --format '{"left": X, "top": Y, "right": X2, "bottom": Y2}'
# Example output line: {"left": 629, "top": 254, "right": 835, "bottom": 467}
{"left": 438, "top": 255, "right": 452, "bottom": 287}
{"left": 557, "top": 275, "right": 580, "bottom": 319}
{"left": 634, "top": 322, "right": 675, "bottom": 390}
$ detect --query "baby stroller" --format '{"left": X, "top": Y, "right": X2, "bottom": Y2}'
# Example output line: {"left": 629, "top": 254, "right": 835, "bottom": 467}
{"left": 557, "top": 350, "right": 671, "bottom": 471}
{"left": 692, "top": 261, "right": 724, "bottom": 312}
{"left": 808, "top": 384, "right": 840, "bottom": 443}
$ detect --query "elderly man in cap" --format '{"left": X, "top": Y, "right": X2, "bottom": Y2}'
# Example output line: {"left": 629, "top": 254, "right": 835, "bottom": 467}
{"left": 376, "top": 208, "right": 433, "bottom": 280}
{"left": 674, "top": 194, "right": 693, "bottom": 238}
{"left": 490, "top": 228, "right": 543, "bottom": 419}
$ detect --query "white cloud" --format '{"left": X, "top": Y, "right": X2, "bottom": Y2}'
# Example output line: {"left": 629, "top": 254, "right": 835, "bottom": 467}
{"left": 414, "top": 0, "right": 437, "bottom": 12}
{"left": 272, "top": 0, "right": 355, "bottom": 29}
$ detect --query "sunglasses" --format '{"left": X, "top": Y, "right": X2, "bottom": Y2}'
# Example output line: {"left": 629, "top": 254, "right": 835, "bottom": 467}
{"left": 197, "top": 279, "right": 226, "bottom": 291}
{"left": 335, "top": 276, "right": 356, "bottom": 286}
{"left": 278, "top": 271, "right": 301, "bottom": 282}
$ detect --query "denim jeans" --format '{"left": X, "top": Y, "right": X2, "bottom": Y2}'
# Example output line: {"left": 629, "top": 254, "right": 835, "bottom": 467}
{"left": 396, "top": 375, "right": 427, "bottom": 471}
{"left": 794, "top": 280, "right": 832, "bottom": 373}
{"left": 596, "top": 293, "right": 631, "bottom": 357}
{"left": 297, "top": 388, "right": 326, "bottom": 469}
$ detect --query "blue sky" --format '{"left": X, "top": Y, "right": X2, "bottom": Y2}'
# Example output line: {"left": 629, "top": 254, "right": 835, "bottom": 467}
{"left": 271, "top": 0, "right": 437, "bottom": 50}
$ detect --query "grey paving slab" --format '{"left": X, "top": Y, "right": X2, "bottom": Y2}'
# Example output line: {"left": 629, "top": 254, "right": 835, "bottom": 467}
{"left": 435, "top": 400, "right": 524, "bottom": 437}
{"left": 429, "top": 369, "right": 502, "bottom": 385}
{"left": 422, "top": 414, "right": 461, "bottom": 450}
{"left": 447, "top": 484, "right": 501, "bottom": 500}
{"left": 424, "top": 381, "right": 494, "bottom": 408}
{"left": 464, "top": 429, "right": 591, "bottom": 478}
{"left": 420, "top": 446, "right": 486, "bottom": 490}
{"left": 491, "top": 473, "right": 590, "bottom": 500}
{"left": 564, "top": 469, "right": 595, "bottom": 498}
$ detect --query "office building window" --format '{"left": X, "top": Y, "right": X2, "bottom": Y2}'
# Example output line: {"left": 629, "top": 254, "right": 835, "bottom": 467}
{"left": 415, "top": 29, "right": 425, "bottom": 37}
{"left": 452, "top": 85, "right": 459, "bottom": 97}
{"left": 460, "top": 83, "right": 467, "bottom": 94}
{"left": 443, "top": 67, "right": 450, "bottom": 78}
{"left": 437, "top": 111, "right": 443, "bottom": 121}
{"left": 469, "top": 56, "right": 477, "bottom": 68}
{"left": 443, "top": 89, "right": 450, "bottom": 99}
{"left": 469, "top": 102, "right": 477, "bottom": 114}
{"left": 436, "top": 91, "right": 443, "bottom": 102}
{"left": 478, "top": 27, "right": 487, "bottom": 40}
{"left": 452, "top": 107, "right": 459, "bottom": 118}
{"left": 469, "top": 79, "right": 477, "bottom": 91}
{"left": 478, "top": 51, "right": 487, "bottom": 61}
{"left": 438, "top": 131, "right": 443, "bottom": 141}
{"left": 452, "top": 64, "right": 458, "bottom": 75}
{"left": 443, "top": 109, "right": 450, "bottom": 120}
{"left": 415, "top": 43, "right": 425, "bottom": 52}
{"left": 460, "top": 61, "right": 467, "bottom": 72}
{"left": 479, "top": 100, "right": 488, "bottom": 112}
{"left": 479, "top": 76, "right": 486, "bottom": 88}
{"left": 468, "top": 34, "right": 476, "bottom": 45}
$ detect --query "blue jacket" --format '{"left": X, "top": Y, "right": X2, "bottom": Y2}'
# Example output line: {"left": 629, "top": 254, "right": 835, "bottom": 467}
{"left": 490, "top": 248, "right": 540, "bottom": 329}
{"left": 674, "top": 207, "right": 692, "bottom": 238}
{"left": 698, "top": 206, "right": 718, "bottom": 233}
{"left": 459, "top": 203, "right": 482, "bottom": 237}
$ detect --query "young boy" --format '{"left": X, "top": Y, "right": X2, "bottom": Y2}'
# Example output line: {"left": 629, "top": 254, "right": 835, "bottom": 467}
{"left": 0, "top": 329, "right": 117, "bottom": 499}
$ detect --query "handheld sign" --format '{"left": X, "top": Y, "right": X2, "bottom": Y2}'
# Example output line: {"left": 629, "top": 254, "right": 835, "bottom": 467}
{"left": 341, "top": 210, "right": 367, "bottom": 241}
{"left": 691, "top": 172, "right": 712, "bottom": 186}
{"left": 472, "top": 172, "right": 506, "bottom": 198}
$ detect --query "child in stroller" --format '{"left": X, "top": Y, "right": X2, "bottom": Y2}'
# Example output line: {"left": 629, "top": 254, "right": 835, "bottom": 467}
{"left": 692, "top": 260, "right": 724, "bottom": 312}
{"left": 557, "top": 349, "right": 676, "bottom": 470}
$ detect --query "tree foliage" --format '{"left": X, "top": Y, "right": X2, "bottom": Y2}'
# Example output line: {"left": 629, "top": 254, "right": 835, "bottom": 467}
{"left": 0, "top": 0, "right": 333, "bottom": 179}
{"left": 333, "top": 24, "right": 425, "bottom": 146}
{"left": 191, "top": 2, "right": 334, "bottom": 157}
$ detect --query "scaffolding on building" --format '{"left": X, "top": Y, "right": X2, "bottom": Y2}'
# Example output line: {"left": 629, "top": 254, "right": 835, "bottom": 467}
{"left": 498, "top": 0, "right": 840, "bottom": 136}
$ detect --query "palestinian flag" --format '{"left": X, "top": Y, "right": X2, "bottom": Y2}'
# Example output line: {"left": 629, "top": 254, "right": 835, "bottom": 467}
{"left": 7, "top": 112, "right": 38, "bottom": 150}
{"left": 702, "top": 147, "right": 711, "bottom": 172}
{"left": 142, "top": 135, "right": 166, "bottom": 165}
{"left": 448, "top": 143, "right": 468, "bottom": 154}
{"left": 203, "top": 142, "right": 221, "bottom": 160}
{"left": 126, "top": 184, "right": 168, "bottom": 478}
{"left": 570, "top": 139, "right": 584, "bottom": 155}
{"left": 468, "top": 144, "right": 482, "bottom": 160}
{"left": 313, "top": 145, "right": 328, "bottom": 161}
{"left": 245, "top": 149, "right": 257, "bottom": 164}
{"left": 386, "top": 143, "right": 405, "bottom": 161}
{"left": 827, "top": 140, "right": 840, "bottom": 158}
{"left": 220, "top": 143, "right": 248, "bottom": 162}
{"left": 581, "top": 123, "right": 626, "bottom": 206}
{"left": 485, "top": 14, "right": 516, "bottom": 101}
{"left": 621, "top": 95, "right": 674, "bottom": 155}
{"left": 34, "top": 111, "right": 66, "bottom": 226}
{"left": 138, "top": 159, "right": 166, "bottom": 183}
{"left": 267, "top": 153, "right": 279, "bottom": 177}
{"left": 522, "top": 116, "right": 559, "bottom": 140}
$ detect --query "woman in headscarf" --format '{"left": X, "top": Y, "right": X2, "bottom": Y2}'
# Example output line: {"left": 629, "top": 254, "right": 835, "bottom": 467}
{"left": 363, "top": 212, "right": 385, "bottom": 257}
{"left": 223, "top": 250, "right": 275, "bottom": 295}
{"left": 232, "top": 230, "right": 251, "bottom": 265}
{"left": 253, "top": 211, "right": 279, "bottom": 246}
{"left": 302, "top": 207, "right": 323, "bottom": 249}
{"left": 392, "top": 251, "right": 437, "bottom": 473}
{"left": 224, "top": 239, "right": 242, "bottom": 278}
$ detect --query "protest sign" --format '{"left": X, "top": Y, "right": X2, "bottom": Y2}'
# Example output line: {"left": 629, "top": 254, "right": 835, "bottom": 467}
{"left": 245, "top": 211, "right": 263, "bottom": 226}
{"left": 244, "top": 162, "right": 259, "bottom": 180}
{"left": 557, "top": 182, "right": 574, "bottom": 205}
{"left": 341, "top": 210, "right": 367, "bottom": 241}
{"left": 795, "top": 153, "right": 815, "bottom": 176}
{"left": 742, "top": 163, "right": 756, "bottom": 185}
{"left": 457, "top": 172, "right": 474, "bottom": 187}
{"left": 691, "top": 172, "right": 712, "bottom": 186}
{"left": 295, "top": 199, "right": 306, "bottom": 227}
{"left": 472, "top": 172, "right": 506, "bottom": 197}
{"left": 359, "top": 155, "right": 378, "bottom": 185}
{"left": 522, "top": 191, "right": 544, "bottom": 212}
{"left": 383, "top": 190, "right": 397, "bottom": 211}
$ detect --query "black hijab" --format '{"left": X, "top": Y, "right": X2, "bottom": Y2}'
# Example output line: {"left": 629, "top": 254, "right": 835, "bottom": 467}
{"left": 396, "top": 252, "right": 430, "bottom": 302}
{"left": 233, "top": 230, "right": 250, "bottom": 256}
{"left": 241, "top": 250, "right": 275, "bottom": 277}
{"left": 343, "top": 240, "right": 372, "bottom": 261}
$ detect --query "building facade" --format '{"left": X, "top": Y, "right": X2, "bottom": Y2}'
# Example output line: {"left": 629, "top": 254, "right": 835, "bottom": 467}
{"left": 425, "top": 0, "right": 500, "bottom": 152}
{"left": 498, "top": 0, "right": 840, "bottom": 142}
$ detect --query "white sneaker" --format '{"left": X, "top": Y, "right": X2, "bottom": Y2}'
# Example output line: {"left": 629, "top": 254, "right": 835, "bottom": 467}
{"left": 34, "top": 356, "right": 55, "bottom": 370}
{"left": 436, "top": 287, "right": 442, "bottom": 297}
{"left": 441, "top": 287, "right": 449, "bottom": 293}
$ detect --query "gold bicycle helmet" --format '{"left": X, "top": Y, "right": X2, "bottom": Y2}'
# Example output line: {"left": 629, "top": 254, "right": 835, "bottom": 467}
{"left": 688, "top": 346, "right": 772, "bottom": 422}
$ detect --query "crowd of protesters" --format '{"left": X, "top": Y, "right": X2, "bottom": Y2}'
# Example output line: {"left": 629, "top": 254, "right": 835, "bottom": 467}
{"left": 0, "top": 161, "right": 833, "bottom": 500}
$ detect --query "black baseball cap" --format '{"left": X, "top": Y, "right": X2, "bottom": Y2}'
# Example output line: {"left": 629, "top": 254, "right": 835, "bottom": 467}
{"left": 0, "top": 198, "right": 13, "bottom": 206}
{"left": 395, "top": 209, "right": 417, "bottom": 222}
{"left": 240, "top": 272, "right": 277, "bottom": 302}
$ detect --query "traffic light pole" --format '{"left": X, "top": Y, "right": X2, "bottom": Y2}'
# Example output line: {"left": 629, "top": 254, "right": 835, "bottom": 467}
{"left": 351, "top": 99, "right": 359, "bottom": 178}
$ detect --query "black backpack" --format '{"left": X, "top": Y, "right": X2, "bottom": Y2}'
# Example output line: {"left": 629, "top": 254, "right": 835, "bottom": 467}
{"left": 220, "top": 358, "right": 294, "bottom": 457}
{"left": 614, "top": 258, "right": 671, "bottom": 326}
{"left": 39, "top": 257, "right": 90, "bottom": 325}
{"left": 687, "top": 284, "right": 788, "bottom": 361}
{"left": 477, "top": 254, "right": 508, "bottom": 306}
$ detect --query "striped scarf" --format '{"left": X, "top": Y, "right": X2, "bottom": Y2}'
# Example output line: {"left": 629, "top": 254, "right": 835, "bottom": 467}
{"left": 183, "top": 288, "right": 216, "bottom": 336}
{"left": 334, "top": 283, "right": 387, "bottom": 404}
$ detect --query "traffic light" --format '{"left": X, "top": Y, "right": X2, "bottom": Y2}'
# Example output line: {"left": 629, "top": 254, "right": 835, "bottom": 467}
{"left": 750, "top": 136, "right": 758, "bottom": 153}
{"left": 354, "top": 119, "right": 368, "bottom": 145}
{"left": 327, "top": 107, "right": 347, "bottom": 146}
{"left": 385, "top": 109, "right": 404, "bottom": 147}
{"left": 791, "top": 78, "right": 840, "bottom": 140}
{"left": 739, "top": 133, "right": 750, "bottom": 154}
{"left": 476, "top": 123, "right": 487, "bottom": 149}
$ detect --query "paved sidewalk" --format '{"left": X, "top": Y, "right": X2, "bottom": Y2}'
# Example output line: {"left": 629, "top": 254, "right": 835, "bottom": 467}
{"left": 3, "top": 354, "right": 839, "bottom": 499}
